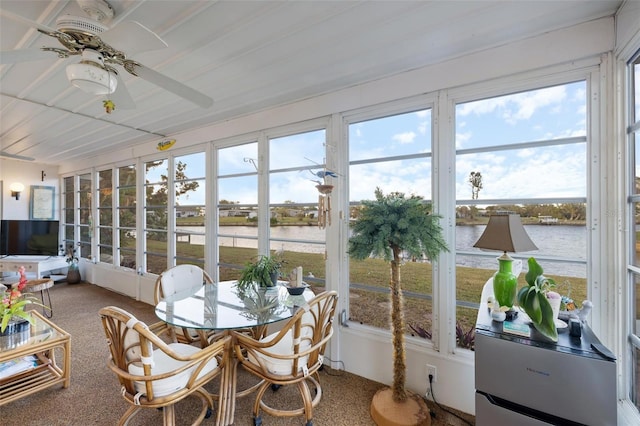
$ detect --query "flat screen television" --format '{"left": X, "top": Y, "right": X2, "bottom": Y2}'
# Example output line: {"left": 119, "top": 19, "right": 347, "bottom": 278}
{"left": 0, "top": 220, "right": 60, "bottom": 256}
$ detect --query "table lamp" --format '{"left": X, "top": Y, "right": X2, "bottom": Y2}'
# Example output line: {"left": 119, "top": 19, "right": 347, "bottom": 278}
{"left": 473, "top": 214, "right": 537, "bottom": 309}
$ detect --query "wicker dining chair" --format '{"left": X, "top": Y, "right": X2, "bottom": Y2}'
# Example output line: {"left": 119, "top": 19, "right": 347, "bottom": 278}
{"left": 232, "top": 290, "right": 339, "bottom": 426}
{"left": 99, "top": 306, "right": 230, "bottom": 426}
{"left": 154, "top": 264, "right": 214, "bottom": 347}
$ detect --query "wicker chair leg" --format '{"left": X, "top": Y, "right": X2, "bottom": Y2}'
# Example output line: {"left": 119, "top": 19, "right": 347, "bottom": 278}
{"left": 192, "top": 389, "right": 215, "bottom": 424}
{"left": 119, "top": 406, "right": 142, "bottom": 426}
{"left": 253, "top": 381, "right": 271, "bottom": 420}
{"left": 162, "top": 404, "right": 176, "bottom": 426}
{"left": 298, "top": 379, "right": 314, "bottom": 425}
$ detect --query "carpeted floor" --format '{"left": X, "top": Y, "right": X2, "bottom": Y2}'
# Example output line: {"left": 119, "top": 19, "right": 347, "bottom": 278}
{"left": 2, "top": 281, "right": 474, "bottom": 425}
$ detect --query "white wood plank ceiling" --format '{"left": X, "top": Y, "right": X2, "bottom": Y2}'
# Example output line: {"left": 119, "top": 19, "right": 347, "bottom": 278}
{"left": 0, "top": 0, "right": 623, "bottom": 165}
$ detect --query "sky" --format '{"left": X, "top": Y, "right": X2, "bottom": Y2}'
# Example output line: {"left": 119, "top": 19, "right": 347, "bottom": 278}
{"left": 144, "top": 77, "right": 620, "bottom": 207}
{"left": 347, "top": 80, "right": 587, "bottom": 203}
{"left": 454, "top": 81, "right": 587, "bottom": 202}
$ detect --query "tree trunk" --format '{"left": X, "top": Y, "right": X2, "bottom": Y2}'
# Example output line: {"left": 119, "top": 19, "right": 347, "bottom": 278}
{"left": 390, "top": 245, "right": 407, "bottom": 403}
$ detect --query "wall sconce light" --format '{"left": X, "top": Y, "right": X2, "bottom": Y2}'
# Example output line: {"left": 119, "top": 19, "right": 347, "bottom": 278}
{"left": 9, "top": 182, "right": 25, "bottom": 200}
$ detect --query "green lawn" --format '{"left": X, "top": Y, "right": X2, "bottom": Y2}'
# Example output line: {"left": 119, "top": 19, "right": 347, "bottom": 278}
{"left": 143, "top": 234, "right": 587, "bottom": 347}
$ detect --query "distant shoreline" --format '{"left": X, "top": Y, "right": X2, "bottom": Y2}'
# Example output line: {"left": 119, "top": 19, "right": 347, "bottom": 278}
{"left": 456, "top": 220, "right": 586, "bottom": 226}
{"left": 178, "top": 219, "right": 587, "bottom": 227}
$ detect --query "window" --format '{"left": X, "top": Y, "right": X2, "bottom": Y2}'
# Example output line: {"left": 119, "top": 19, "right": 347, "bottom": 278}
{"left": 217, "top": 142, "right": 259, "bottom": 279}
{"left": 61, "top": 173, "right": 94, "bottom": 262}
{"left": 455, "top": 81, "right": 588, "bottom": 348}
{"left": 174, "top": 152, "right": 207, "bottom": 267}
{"left": 78, "top": 173, "right": 92, "bottom": 260}
{"left": 117, "top": 165, "right": 136, "bottom": 269}
{"left": 144, "top": 159, "right": 169, "bottom": 274}
{"left": 97, "top": 169, "right": 114, "bottom": 264}
{"left": 269, "top": 128, "right": 327, "bottom": 286}
{"left": 627, "top": 51, "right": 640, "bottom": 413}
{"left": 347, "top": 106, "right": 434, "bottom": 336}
{"left": 62, "top": 176, "right": 74, "bottom": 256}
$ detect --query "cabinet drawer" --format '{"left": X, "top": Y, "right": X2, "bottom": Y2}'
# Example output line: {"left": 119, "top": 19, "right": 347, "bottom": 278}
{"left": 0, "top": 263, "right": 35, "bottom": 272}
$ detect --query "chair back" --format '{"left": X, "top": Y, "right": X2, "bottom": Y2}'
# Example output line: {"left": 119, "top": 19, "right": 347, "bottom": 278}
{"left": 99, "top": 306, "right": 228, "bottom": 404}
{"left": 154, "top": 264, "right": 213, "bottom": 304}
{"left": 296, "top": 290, "right": 338, "bottom": 370}
{"left": 236, "top": 290, "right": 338, "bottom": 378}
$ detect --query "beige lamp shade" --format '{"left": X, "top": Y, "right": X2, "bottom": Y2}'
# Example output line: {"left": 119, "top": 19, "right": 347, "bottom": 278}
{"left": 473, "top": 214, "right": 537, "bottom": 253}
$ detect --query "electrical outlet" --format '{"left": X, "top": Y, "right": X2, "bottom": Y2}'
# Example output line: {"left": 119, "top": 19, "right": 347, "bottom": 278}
{"left": 426, "top": 364, "right": 437, "bottom": 383}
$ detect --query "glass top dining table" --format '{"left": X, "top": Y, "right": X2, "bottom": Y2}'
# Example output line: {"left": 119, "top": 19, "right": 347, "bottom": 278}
{"left": 154, "top": 280, "right": 314, "bottom": 426}
{"left": 154, "top": 280, "right": 313, "bottom": 331}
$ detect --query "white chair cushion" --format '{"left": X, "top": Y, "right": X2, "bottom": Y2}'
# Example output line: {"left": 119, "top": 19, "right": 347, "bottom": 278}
{"left": 251, "top": 328, "right": 312, "bottom": 376}
{"left": 250, "top": 331, "right": 295, "bottom": 375}
{"left": 161, "top": 265, "right": 204, "bottom": 298}
{"left": 128, "top": 343, "right": 218, "bottom": 397}
{"left": 249, "top": 303, "right": 327, "bottom": 375}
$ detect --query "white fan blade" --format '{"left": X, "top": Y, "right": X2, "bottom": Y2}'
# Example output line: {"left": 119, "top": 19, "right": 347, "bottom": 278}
{"left": 0, "top": 48, "right": 55, "bottom": 64}
{"left": 109, "top": 72, "right": 136, "bottom": 110}
{"left": 131, "top": 63, "right": 213, "bottom": 108}
{"left": 0, "top": 9, "right": 60, "bottom": 36}
{"left": 0, "top": 151, "right": 34, "bottom": 161}
{"left": 99, "top": 21, "right": 167, "bottom": 56}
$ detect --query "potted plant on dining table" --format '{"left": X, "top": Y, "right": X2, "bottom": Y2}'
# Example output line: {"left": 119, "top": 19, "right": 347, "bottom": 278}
{"left": 235, "top": 254, "right": 284, "bottom": 297}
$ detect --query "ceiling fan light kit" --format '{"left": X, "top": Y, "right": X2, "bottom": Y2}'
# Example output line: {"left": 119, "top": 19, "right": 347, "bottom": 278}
{"left": 76, "top": 0, "right": 114, "bottom": 23}
{"left": 56, "top": 14, "right": 109, "bottom": 36}
{"left": 65, "top": 49, "right": 117, "bottom": 95}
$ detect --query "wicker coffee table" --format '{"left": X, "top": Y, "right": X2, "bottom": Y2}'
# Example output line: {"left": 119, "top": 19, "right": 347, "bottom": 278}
{"left": 0, "top": 310, "right": 70, "bottom": 405}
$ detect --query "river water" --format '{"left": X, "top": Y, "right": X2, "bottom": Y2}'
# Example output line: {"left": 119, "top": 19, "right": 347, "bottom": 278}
{"left": 456, "top": 224, "right": 586, "bottom": 278}
{"left": 178, "top": 224, "right": 587, "bottom": 278}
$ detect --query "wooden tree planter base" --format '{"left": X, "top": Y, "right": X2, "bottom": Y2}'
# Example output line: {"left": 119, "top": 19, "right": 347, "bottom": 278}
{"left": 370, "top": 387, "right": 431, "bottom": 426}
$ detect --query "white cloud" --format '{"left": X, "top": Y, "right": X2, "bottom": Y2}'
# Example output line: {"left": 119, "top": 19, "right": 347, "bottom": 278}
{"left": 502, "top": 86, "right": 567, "bottom": 124}
{"left": 573, "top": 87, "right": 586, "bottom": 102}
{"left": 455, "top": 145, "right": 585, "bottom": 200}
{"left": 457, "top": 97, "right": 507, "bottom": 116}
{"left": 393, "top": 131, "right": 416, "bottom": 144}
{"left": 516, "top": 148, "right": 535, "bottom": 158}
{"left": 350, "top": 159, "right": 432, "bottom": 200}
{"left": 458, "top": 85, "right": 567, "bottom": 126}
{"left": 456, "top": 131, "right": 472, "bottom": 149}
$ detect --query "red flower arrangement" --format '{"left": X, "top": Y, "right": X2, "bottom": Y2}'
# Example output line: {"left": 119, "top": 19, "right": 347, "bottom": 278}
{"left": 0, "top": 266, "right": 39, "bottom": 333}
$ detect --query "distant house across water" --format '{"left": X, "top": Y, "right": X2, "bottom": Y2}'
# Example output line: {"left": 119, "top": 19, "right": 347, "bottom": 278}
{"left": 538, "top": 215, "right": 558, "bottom": 224}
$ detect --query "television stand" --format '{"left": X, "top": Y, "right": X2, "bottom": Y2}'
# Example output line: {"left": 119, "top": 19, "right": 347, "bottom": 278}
{"left": 0, "top": 256, "right": 67, "bottom": 280}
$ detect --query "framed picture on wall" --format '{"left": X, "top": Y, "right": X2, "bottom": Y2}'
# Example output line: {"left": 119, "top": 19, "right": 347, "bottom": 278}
{"left": 30, "top": 185, "right": 55, "bottom": 220}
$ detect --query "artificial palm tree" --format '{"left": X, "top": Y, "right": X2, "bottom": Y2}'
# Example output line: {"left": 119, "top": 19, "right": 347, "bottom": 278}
{"left": 349, "top": 188, "right": 448, "bottom": 424}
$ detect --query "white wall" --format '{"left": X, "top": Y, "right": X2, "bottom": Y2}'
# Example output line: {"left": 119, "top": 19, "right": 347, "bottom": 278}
{"left": 0, "top": 159, "right": 59, "bottom": 220}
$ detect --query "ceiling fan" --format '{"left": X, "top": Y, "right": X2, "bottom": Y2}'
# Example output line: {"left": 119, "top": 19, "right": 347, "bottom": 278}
{"left": 0, "top": 0, "right": 213, "bottom": 109}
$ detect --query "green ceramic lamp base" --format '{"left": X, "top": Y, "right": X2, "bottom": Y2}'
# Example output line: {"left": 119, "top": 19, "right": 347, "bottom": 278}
{"left": 492, "top": 252, "right": 517, "bottom": 308}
